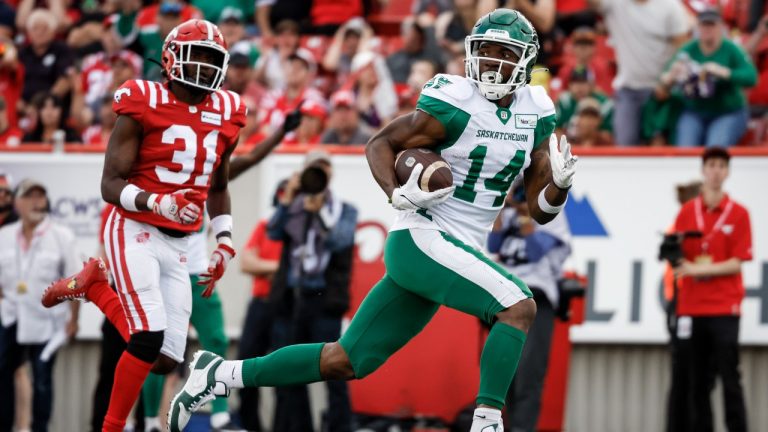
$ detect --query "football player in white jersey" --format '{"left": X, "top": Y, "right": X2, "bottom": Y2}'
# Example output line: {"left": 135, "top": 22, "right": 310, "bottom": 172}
{"left": 168, "top": 9, "right": 577, "bottom": 432}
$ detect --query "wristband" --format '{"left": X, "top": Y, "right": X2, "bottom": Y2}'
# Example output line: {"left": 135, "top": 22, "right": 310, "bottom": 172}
{"left": 537, "top": 185, "right": 566, "bottom": 215}
{"left": 120, "top": 184, "right": 144, "bottom": 212}
{"left": 146, "top": 193, "right": 159, "bottom": 212}
{"left": 211, "top": 214, "right": 233, "bottom": 239}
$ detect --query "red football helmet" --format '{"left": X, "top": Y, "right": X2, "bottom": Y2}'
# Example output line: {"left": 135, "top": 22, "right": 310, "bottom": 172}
{"left": 161, "top": 19, "right": 229, "bottom": 92}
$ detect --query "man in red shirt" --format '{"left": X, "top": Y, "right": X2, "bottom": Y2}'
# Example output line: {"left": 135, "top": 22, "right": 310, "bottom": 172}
{"left": 668, "top": 147, "right": 752, "bottom": 432}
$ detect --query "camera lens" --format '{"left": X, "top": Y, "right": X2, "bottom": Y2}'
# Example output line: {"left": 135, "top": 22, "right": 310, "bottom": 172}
{"left": 299, "top": 166, "right": 328, "bottom": 195}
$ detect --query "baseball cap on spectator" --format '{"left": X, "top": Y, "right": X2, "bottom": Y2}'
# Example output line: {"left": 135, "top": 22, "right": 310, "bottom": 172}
{"left": 702, "top": 146, "right": 730, "bottom": 164}
{"left": 304, "top": 149, "right": 332, "bottom": 167}
{"left": 330, "top": 90, "right": 355, "bottom": 109}
{"left": 14, "top": 178, "right": 46, "bottom": 198}
{"left": 230, "top": 52, "right": 251, "bottom": 68}
{"left": 395, "top": 83, "right": 417, "bottom": 108}
{"left": 351, "top": 51, "right": 376, "bottom": 73}
{"left": 111, "top": 50, "right": 143, "bottom": 76}
{"left": 300, "top": 99, "right": 327, "bottom": 119}
{"left": 219, "top": 7, "right": 244, "bottom": 24}
{"left": 698, "top": 8, "right": 721, "bottom": 23}
{"left": 572, "top": 27, "right": 597, "bottom": 45}
{"left": 576, "top": 97, "right": 601, "bottom": 117}
{"left": 159, "top": 1, "right": 183, "bottom": 16}
{"left": 570, "top": 65, "right": 595, "bottom": 83}
{"left": 289, "top": 48, "right": 317, "bottom": 73}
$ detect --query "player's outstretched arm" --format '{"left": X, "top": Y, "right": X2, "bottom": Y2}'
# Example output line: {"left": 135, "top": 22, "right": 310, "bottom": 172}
{"left": 365, "top": 110, "right": 446, "bottom": 199}
{"left": 228, "top": 108, "right": 302, "bottom": 181}
{"left": 198, "top": 139, "right": 238, "bottom": 297}
{"left": 523, "top": 134, "right": 577, "bottom": 225}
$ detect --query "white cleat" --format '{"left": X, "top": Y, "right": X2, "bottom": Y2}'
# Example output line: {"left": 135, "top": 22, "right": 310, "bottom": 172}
{"left": 167, "top": 350, "right": 228, "bottom": 432}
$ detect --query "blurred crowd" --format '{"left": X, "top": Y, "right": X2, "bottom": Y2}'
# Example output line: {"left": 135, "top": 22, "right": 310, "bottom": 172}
{"left": 1, "top": 0, "right": 768, "bottom": 148}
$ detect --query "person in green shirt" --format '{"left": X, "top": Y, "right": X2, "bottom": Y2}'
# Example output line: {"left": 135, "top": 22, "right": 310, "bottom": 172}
{"left": 659, "top": 8, "right": 757, "bottom": 147}
{"left": 113, "top": 2, "right": 184, "bottom": 81}
{"left": 555, "top": 66, "right": 613, "bottom": 134}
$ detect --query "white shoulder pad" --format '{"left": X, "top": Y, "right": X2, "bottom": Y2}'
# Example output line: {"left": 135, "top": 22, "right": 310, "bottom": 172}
{"left": 526, "top": 85, "right": 556, "bottom": 116}
{"left": 420, "top": 74, "right": 475, "bottom": 104}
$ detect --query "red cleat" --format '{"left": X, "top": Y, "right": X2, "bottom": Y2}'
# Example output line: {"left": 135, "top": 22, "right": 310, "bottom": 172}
{"left": 42, "top": 257, "right": 108, "bottom": 308}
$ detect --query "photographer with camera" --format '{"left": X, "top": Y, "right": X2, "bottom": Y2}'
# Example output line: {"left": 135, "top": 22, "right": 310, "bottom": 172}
{"left": 663, "top": 147, "right": 752, "bottom": 432}
{"left": 266, "top": 150, "right": 358, "bottom": 432}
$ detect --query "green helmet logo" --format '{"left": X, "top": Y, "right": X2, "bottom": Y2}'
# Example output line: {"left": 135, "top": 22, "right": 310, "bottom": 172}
{"left": 464, "top": 9, "right": 540, "bottom": 100}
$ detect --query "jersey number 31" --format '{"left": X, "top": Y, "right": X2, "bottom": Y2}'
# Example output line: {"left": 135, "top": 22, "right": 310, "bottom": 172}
{"left": 156, "top": 125, "right": 219, "bottom": 186}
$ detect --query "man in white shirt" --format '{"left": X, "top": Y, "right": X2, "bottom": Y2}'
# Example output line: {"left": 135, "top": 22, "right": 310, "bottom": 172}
{"left": 0, "top": 179, "right": 80, "bottom": 432}
{"left": 589, "top": 0, "right": 690, "bottom": 145}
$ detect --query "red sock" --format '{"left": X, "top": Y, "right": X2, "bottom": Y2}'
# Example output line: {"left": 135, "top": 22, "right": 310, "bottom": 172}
{"left": 102, "top": 352, "right": 152, "bottom": 432}
{"left": 88, "top": 282, "right": 130, "bottom": 341}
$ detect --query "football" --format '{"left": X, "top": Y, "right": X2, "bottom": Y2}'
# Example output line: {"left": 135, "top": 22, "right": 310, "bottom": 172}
{"left": 394, "top": 148, "right": 453, "bottom": 192}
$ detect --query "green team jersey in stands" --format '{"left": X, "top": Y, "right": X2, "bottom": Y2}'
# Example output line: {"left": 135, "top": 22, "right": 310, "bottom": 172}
{"left": 391, "top": 73, "right": 557, "bottom": 249}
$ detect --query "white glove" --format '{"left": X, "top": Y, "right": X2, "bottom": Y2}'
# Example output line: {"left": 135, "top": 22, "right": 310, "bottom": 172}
{"left": 148, "top": 189, "right": 202, "bottom": 224}
{"left": 549, "top": 134, "right": 578, "bottom": 189}
{"left": 390, "top": 163, "right": 455, "bottom": 210}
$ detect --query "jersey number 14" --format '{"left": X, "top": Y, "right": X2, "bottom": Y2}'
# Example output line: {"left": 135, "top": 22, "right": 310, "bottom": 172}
{"left": 454, "top": 146, "right": 526, "bottom": 207}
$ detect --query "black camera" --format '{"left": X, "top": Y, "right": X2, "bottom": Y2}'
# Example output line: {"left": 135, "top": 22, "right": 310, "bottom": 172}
{"left": 298, "top": 165, "right": 329, "bottom": 195}
{"left": 658, "top": 231, "right": 702, "bottom": 265}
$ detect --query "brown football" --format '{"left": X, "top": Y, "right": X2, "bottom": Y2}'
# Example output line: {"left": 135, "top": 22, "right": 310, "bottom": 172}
{"left": 394, "top": 148, "right": 453, "bottom": 192}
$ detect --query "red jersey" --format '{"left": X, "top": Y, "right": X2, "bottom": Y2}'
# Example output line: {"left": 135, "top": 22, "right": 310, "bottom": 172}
{"left": 112, "top": 79, "right": 246, "bottom": 232}
{"left": 0, "top": 126, "right": 22, "bottom": 146}
{"left": 311, "top": 0, "right": 363, "bottom": 26}
{"left": 674, "top": 194, "right": 752, "bottom": 316}
{"left": 81, "top": 53, "right": 113, "bottom": 106}
{"left": 244, "top": 220, "right": 283, "bottom": 298}
{"left": 0, "top": 63, "right": 24, "bottom": 129}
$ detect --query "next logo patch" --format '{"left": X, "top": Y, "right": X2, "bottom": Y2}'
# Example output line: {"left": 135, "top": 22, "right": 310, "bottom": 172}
{"left": 514, "top": 114, "right": 538, "bottom": 129}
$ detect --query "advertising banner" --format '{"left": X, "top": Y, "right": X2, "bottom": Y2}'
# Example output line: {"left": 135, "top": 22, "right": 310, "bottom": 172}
{"left": 2, "top": 152, "right": 766, "bottom": 344}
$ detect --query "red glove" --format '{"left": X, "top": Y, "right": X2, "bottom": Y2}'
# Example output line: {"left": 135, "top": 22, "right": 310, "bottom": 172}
{"left": 148, "top": 189, "right": 203, "bottom": 224}
{"left": 198, "top": 237, "right": 236, "bottom": 297}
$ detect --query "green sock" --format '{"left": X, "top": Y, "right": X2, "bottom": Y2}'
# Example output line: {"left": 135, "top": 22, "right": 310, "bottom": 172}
{"left": 242, "top": 343, "right": 324, "bottom": 387}
{"left": 141, "top": 372, "right": 165, "bottom": 417}
{"left": 476, "top": 322, "right": 527, "bottom": 409}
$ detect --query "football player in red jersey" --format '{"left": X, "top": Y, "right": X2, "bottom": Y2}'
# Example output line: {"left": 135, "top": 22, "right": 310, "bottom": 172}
{"left": 41, "top": 19, "right": 246, "bottom": 432}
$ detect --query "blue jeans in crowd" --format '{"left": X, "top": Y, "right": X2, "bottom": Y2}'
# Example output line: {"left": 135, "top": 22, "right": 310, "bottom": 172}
{"left": 613, "top": 87, "right": 654, "bottom": 146}
{"left": 675, "top": 108, "right": 749, "bottom": 147}
{"left": 0, "top": 324, "right": 57, "bottom": 432}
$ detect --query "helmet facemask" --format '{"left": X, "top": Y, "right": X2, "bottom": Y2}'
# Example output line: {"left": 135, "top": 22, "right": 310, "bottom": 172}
{"left": 167, "top": 41, "right": 229, "bottom": 92}
{"left": 464, "top": 36, "right": 537, "bottom": 100}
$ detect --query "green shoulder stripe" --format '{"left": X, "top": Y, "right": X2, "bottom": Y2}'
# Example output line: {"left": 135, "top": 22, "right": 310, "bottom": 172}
{"left": 416, "top": 94, "right": 471, "bottom": 153}
{"left": 532, "top": 113, "right": 557, "bottom": 149}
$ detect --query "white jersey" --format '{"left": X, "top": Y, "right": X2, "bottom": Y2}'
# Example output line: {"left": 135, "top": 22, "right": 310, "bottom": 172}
{"left": 391, "top": 74, "right": 557, "bottom": 249}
